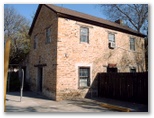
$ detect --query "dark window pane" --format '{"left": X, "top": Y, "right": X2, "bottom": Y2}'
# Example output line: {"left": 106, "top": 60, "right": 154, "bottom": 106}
{"left": 107, "top": 67, "right": 117, "bottom": 73}
{"left": 130, "top": 68, "right": 136, "bottom": 73}
{"left": 34, "top": 35, "right": 37, "bottom": 49}
{"left": 79, "top": 68, "right": 83, "bottom": 76}
{"left": 130, "top": 38, "right": 135, "bottom": 51}
{"left": 46, "top": 27, "right": 51, "bottom": 43}
{"left": 81, "top": 35, "right": 87, "bottom": 42}
{"left": 79, "top": 67, "right": 90, "bottom": 87}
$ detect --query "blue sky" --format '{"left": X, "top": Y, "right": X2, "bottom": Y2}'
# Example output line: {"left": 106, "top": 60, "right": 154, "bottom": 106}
{"left": 4, "top": 4, "right": 39, "bottom": 22}
{"left": 4, "top": 4, "right": 106, "bottom": 25}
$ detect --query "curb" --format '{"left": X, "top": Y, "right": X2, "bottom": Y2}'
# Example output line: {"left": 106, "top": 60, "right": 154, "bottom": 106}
{"left": 100, "top": 103, "right": 132, "bottom": 112}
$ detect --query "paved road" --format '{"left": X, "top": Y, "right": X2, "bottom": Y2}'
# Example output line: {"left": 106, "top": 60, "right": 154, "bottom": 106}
{"left": 6, "top": 92, "right": 115, "bottom": 112}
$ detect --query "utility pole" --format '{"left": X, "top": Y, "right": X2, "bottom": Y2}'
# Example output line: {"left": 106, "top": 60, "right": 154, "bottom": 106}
{"left": 4, "top": 39, "right": 11, "bottom": 112}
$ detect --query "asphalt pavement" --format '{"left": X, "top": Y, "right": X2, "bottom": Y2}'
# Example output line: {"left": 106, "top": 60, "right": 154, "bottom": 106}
{"left": 5, "top": 91, "right": 148, "bottom": 112}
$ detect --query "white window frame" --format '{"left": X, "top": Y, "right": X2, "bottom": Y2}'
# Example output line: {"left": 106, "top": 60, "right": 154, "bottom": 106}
{"left": 80, "top": 27, "right": 89, "bottom": 43}
{"left": 79, "top": 67, "right": 90, "bottom": 88}
{"left": 76, "top": 63, "right": 92, "bottom": 89}
{"left": 108, "top": 33, "right": 115, "bottom": 43}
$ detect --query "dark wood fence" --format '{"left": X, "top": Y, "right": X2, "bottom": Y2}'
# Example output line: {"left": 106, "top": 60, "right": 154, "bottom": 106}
{"left": 98, "top": 72, "right": 148, "bottom": 104}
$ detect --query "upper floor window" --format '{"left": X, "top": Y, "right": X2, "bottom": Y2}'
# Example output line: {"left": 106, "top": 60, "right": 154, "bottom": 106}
{"left": 46, "top": 27, "right": 51, "bottom": 43}
{"left": 108, "top": 33, "right": 116, "bottom": 49}
{"left": 34, "top": 35, "right": 38, "bottom": 49}
{"left": 130, "top": 38, "right": 135, "bottom": 51}
{"left": 80, "top": 27, "right": 89, "bottom": 43}
{"left": 108, "top": 33, "right": 115, "bottom": 43}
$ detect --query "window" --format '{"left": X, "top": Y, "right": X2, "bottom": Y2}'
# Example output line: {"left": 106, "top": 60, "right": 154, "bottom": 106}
{"left": 34, "top": 35, "right": 38, "bottom": 49}
{"left": 108, "top": 33, "right": 116, "bottom": 49}
{"left": 107, "top": 64, "right": 117, "bottom": 73}
{"left": 80, "top": 27, "right": 89, "bottom": 43}
{"left": 46, "top": 27, "right": 51, "bottom": 43}
{"left": 130, "top": 38, "right": 135, "bottom": 51}
{"left": 108, "top": 33, "right": 115, "bottom": 43}
{"left": 79, "top": 67, "right": 90, "bottom": 88}
{"left": 130, "top": 68, "right": 136, "bottom": 73}
{"left": 107, "top": 67, "right": 117, "bottom": 73}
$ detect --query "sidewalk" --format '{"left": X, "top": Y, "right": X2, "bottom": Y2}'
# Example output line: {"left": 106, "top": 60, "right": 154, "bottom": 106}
{"left": 5, "top": 92, "right": 148, "bottom": 112}
{"left": 92, "top": 98, "right": 148, "bottom": 112}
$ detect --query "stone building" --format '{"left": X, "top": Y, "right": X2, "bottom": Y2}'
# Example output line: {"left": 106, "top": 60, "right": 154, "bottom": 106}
{"left": 27, "top": 4, "right": 146, "bottom": 101}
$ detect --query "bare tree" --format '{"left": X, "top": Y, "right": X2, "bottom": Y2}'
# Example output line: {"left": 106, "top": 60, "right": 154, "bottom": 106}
{"left": 99, "top": 4, "right": 148, "bottom": 71}
{"left": 4, "top": 6, "right": 30, "bottom": 64}
{"left": 99, "top": 4, "right": 148, "bottom": 34}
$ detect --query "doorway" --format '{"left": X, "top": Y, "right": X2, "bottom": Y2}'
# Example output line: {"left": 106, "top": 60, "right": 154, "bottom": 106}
{"left": 37, "top": 67, "right": 43, "bottom": 92}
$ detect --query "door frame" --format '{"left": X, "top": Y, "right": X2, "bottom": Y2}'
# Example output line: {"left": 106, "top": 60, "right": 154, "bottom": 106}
{"left": 37, "top": 67, "right": 43, "bottom": 92}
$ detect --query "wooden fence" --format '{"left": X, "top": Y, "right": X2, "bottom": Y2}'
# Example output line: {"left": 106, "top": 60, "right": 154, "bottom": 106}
{"left": 98, "top": 72, "right": 148, "bottom": 104}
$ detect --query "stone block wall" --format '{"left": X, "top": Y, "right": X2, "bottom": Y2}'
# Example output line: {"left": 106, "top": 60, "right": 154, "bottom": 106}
{"left": 56, "top": 17, "right": 145, "bottom": 100}
{"left": 28, "top": 5, "right": 58, "bottom": 100}
{"left": 28, "top": 5, "right": 145, "bottom": 101}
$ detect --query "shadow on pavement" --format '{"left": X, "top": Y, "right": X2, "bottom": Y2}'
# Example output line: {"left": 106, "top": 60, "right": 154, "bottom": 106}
{"left": 6, "top": 91, "right": 51, "bottom": 101}
{"left": 6, "top": 91, "right": 148, "bottom": 112}
{"left": 66, "top": 99, "right": 115, "bottom": 112}
{"left": 6, "top": 105, "right": 37, "bottom": 112}
{"left": 6, "top": 98, "right": 20, "bottom": 102}
{"left": 91, "top": 97, "right": 148, "bottom": 112}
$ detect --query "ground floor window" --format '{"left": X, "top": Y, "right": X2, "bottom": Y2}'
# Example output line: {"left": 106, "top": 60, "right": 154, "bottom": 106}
{"left": 79, "top": 67, "right": 90, "bottom": 88}
{"left": 130, "top": 68, "right": 136, "bottom": 73}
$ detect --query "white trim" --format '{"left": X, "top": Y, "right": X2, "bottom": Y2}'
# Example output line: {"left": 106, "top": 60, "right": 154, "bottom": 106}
{"left": 75, "top": 63, "right": 93, "bottom": 88}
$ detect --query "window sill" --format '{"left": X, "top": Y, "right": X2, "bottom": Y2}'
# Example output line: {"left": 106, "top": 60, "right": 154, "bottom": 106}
{"left": 78, "top": 86, "right": 90, "bottom": 89}
{"left": 80, "top": 42, "right": 89, "bottom": 44}
{"left": 45, "top": 42, "right": 51, "bottom": 44}
{"left": 130, "top": 50, "right": 136, "bottom": 52}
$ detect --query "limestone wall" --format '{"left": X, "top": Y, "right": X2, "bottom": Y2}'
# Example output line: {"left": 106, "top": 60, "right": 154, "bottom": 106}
{"left": 56, "top": 17, "right": 145, "bottom": 100}
{"left": 28, "top": 5, "right": 58, "bottom": 100}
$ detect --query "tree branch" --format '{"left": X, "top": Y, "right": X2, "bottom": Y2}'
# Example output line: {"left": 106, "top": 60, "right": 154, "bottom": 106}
{"left": 114, "top": 5, "right": 139, "bottom": 32}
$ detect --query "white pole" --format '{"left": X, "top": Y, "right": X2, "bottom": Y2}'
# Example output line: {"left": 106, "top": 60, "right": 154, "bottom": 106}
{"left": 20, "top": 69, "right": 24, "bottom": 102}
{"left": 7, "top": 72, "right": 10, "bottom": 92}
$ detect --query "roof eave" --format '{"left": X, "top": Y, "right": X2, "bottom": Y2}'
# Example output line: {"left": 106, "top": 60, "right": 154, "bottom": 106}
{"left": 28, "top": 4, "right": 42, "bottom": 36}
{"left": 57, "top": 13, "right": 146, "bottom": 38}
{"left": 29, "top": 4, "right": 146, "bottom": 38}
{"left": 29, "top": 4, "right": 60, "bottom": 36}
